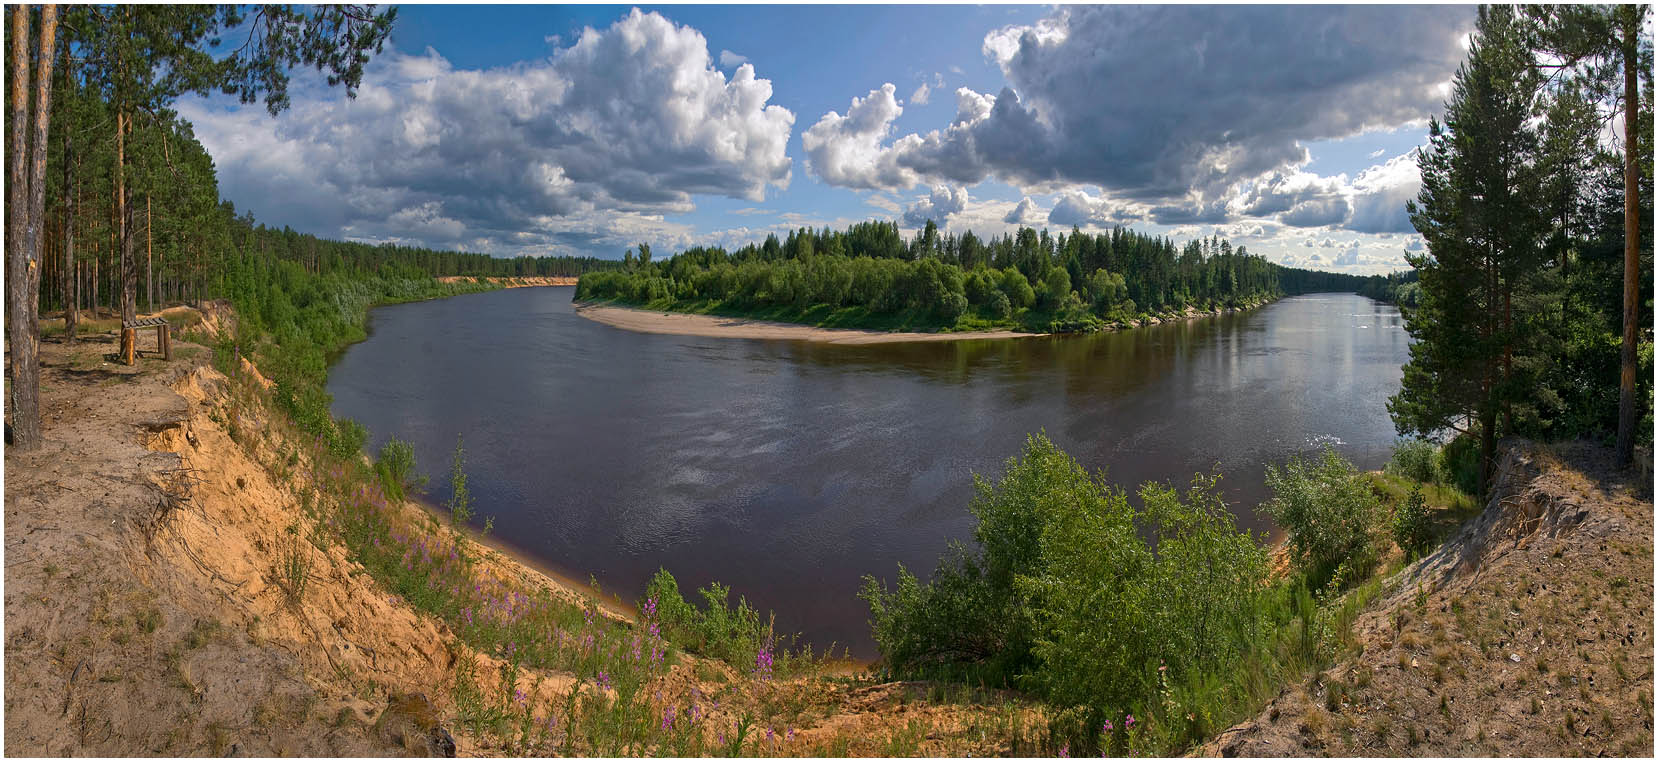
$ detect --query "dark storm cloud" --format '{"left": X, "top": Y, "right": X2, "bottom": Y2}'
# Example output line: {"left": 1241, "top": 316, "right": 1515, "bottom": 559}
{"left": 805, "top": 5, "right": 1471, "bottom": 208}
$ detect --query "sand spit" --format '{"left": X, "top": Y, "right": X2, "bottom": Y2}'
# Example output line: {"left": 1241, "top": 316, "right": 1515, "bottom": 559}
{"left": 573, "top": 302, "right": 1045, "bottom": 344}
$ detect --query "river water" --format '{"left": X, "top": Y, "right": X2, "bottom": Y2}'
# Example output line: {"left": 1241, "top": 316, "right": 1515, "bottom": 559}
{"left": 328, "top": 287, "right": 1408, "bottom": 656}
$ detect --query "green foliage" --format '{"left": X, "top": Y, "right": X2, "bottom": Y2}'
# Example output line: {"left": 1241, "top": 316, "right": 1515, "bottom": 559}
{"left": 1385, "top": 438, "right": 1443, "bottom": 484}
{"left": 447, "top": 435, "right": 474, "bottom": 531}
{"left": 863, "top": 434, "right": 1270, "bottom": 752}
{"left": 1391, "top": 5, "right": 1654, "bottom": 458}
{"left": 331, "top": 418, "right": 368, "bottom": 461}
{"left": 1392, "top": 487, "right": 1434, "bottom": 557}
{"left": 1262, "top": 446, "right": 1382, "bottom": 589}
{"left": 641, "top": 569, "right": 811, "bottom": 679}
{"left": 375, "top": 437, "right": 423, "bottom": 502}
{"left": 275, "top": 522, "right": 313, "bottom": 605}
{"left": 575, "top": 223, "right": 1375, "bottom": 335}
{"left": 1438, "top": 434, "right": 1484, "bottom": 497}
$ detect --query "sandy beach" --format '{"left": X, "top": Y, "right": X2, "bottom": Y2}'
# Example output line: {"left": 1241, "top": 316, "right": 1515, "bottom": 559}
{"left": 437, "top": 275, "right": 578, "bottom": 287}
{"left": 574, "top": 302, "right": 1045, "bottom": 344}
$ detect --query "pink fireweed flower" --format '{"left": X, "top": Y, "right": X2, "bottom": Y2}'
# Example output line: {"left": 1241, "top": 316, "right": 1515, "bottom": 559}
{"left": 1125, "top": 715, "right": 1135, "bottom": 728}
{"left": 1059, "top": 743, "right": 1070, "bottom": 757}
{"left": 1102, "top": 720, "right": 1113, "bottom": 733}
{"left": 754, "top": 638, "right": 775, "bottom": 681}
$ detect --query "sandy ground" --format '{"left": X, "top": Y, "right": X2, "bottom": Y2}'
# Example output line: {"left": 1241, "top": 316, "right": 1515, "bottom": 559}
{"left": 1, "top": 328, "right": 623, "bottom": 755}
{"left": 1201, "top": 441, "right": 1654, "bottom": 757}
{"left": 436, "top": 276, "right": 577, "bottom": 288}
{"left": 574, "top": 302, "right": 1045, "bottom": 344}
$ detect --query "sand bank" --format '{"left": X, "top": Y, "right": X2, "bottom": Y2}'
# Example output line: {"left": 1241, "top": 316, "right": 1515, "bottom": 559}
{"left": 574, "top": 302, "right": 1043, "bottom": 344}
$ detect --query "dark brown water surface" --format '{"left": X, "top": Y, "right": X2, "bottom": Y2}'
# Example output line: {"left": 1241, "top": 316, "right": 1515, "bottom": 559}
{"left": 328, "top": 287, "right": 1407, "bottom": 656}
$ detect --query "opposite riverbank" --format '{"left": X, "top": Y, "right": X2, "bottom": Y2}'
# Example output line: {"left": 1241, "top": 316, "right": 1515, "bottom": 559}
{"left": 574, "top": 301, "right": 1046, "bottom": 344}
{"left": 573, "top": 294, "right": 1280, "bottom": 344}
{"left": 437, "top": 275, "right": 579, "bottom": 288}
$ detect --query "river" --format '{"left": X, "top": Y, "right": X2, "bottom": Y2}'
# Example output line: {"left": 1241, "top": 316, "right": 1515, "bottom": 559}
{"left": 328, "top": 287, "right": 1408, "bottom": 656}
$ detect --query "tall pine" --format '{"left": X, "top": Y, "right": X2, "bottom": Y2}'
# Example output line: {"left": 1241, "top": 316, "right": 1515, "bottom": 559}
{"left": 1390, "top": 6, "right": 1551, "bottom": 492}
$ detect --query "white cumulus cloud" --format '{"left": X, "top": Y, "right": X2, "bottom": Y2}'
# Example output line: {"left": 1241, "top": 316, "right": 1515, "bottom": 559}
{"left": 901, "top": 184, "right": 968, "bottom": 226}
{"left": 179, "top": 9, "right": 795, "bottom": 256}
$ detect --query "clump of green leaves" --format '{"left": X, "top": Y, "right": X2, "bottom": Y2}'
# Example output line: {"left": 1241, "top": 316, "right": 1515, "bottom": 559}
{"left": 1385, "top": 438, "right": 1443, "bottom": 484}
{"left": 1437, "top": 434, "right": 1484, "bottom": 497}
{"left": 276, "top": 521, "right": 313, "bottom": 605}
{"left": 1393, "top": 487, "right": 1434, "bottom": 557}
{"left": 446, "top": 435, "right": 474, "bottom": 530}
{"left": 1263, "top": 446, "right": 1382, "bottom": 590}
{"left": 643, "top": 569, "right": 813, "bottom": 677}
{"left": 375, "top": 436, "right": 425, "bottom": 502}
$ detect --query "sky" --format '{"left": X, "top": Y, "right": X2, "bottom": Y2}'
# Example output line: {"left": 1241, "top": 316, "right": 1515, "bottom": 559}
{"left": 174, "top": 3, "right": 1485, "bottom": 275}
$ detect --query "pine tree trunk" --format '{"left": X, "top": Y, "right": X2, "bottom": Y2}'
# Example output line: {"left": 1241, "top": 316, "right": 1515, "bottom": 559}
{"left": 145, "top": 194, "right": 152, "bottom": 314}
{"left": 117, "top": 105, "right": 137, "bottom": 362}
{"left": 5, "top": 5, "right": 57, "bottom": 450}
{"left": 1615, "top": 13, "right": 1640, "bottom": 465}
{"left": 6, "top": 6, "right": 29, "bottom": 444}
{"left": 1479, "top": 405, "right": 1497, "bottom": 496}
{"left": 61, "top": 104, "right": 75, "bottom": 343}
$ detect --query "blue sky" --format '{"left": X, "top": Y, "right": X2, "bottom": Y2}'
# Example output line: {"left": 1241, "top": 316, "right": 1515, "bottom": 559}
{"left": 177, "top": 4, "right": 1481, "bottom": 275}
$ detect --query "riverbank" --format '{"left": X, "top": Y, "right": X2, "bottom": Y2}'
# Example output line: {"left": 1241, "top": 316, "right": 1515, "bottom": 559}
{"left": 574, "top": 301, "right": 1046, "bottom": 344}
{"left": 437, "top": 275, "right": 578, "bottom": 287}
{"left": 4, "top": 309, "right": 1050, "bottom": 756}
{"left": 574, "top": 292, "right": 1281, "bottom": 344}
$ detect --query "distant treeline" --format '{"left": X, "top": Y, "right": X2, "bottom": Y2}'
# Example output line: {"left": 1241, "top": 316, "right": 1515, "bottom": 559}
{"left": 577, "top": 221, "right": 1378, "bottom": 333}
{"left": 1355, "top": 270, "right": 1422, "bottom": 307}
{"left": 35, "top": 55, "right": 615, "bottom": 321}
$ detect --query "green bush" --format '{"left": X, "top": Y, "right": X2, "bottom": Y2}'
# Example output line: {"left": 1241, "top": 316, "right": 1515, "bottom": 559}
{"left": 863, "top": 434, "right": 1268, "bottom": 742}
{"left": 331, "top": 418, "right": 369, "bottom": 461}
{"left": 986, "top": 291, "right": 1013, "bottom": 320}
{"left": 375, "top": 437, "right": 424, "bottom": 501}
{"left": 1385, "top": 438, "right": 1442, "bottom": 484}
{"left": 1263, "top": 446, "right": 1382, "bottom": 589}
{"left": 643, "top": 569, "right": 793, "bottom": 675}
{"left": 1437, "top": 434, "right": 1483, "bottom": 496}
{"left": 1392, "top": 487, "right": 1433, "bottom": 557}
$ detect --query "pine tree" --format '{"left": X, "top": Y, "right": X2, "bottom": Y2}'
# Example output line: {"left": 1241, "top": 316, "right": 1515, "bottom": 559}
{"left": 1525, "top": 3, "right": 1653, "bottom": 463}
{"left": 1389, "top": 6, "right": 1551, "bottom": 493}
